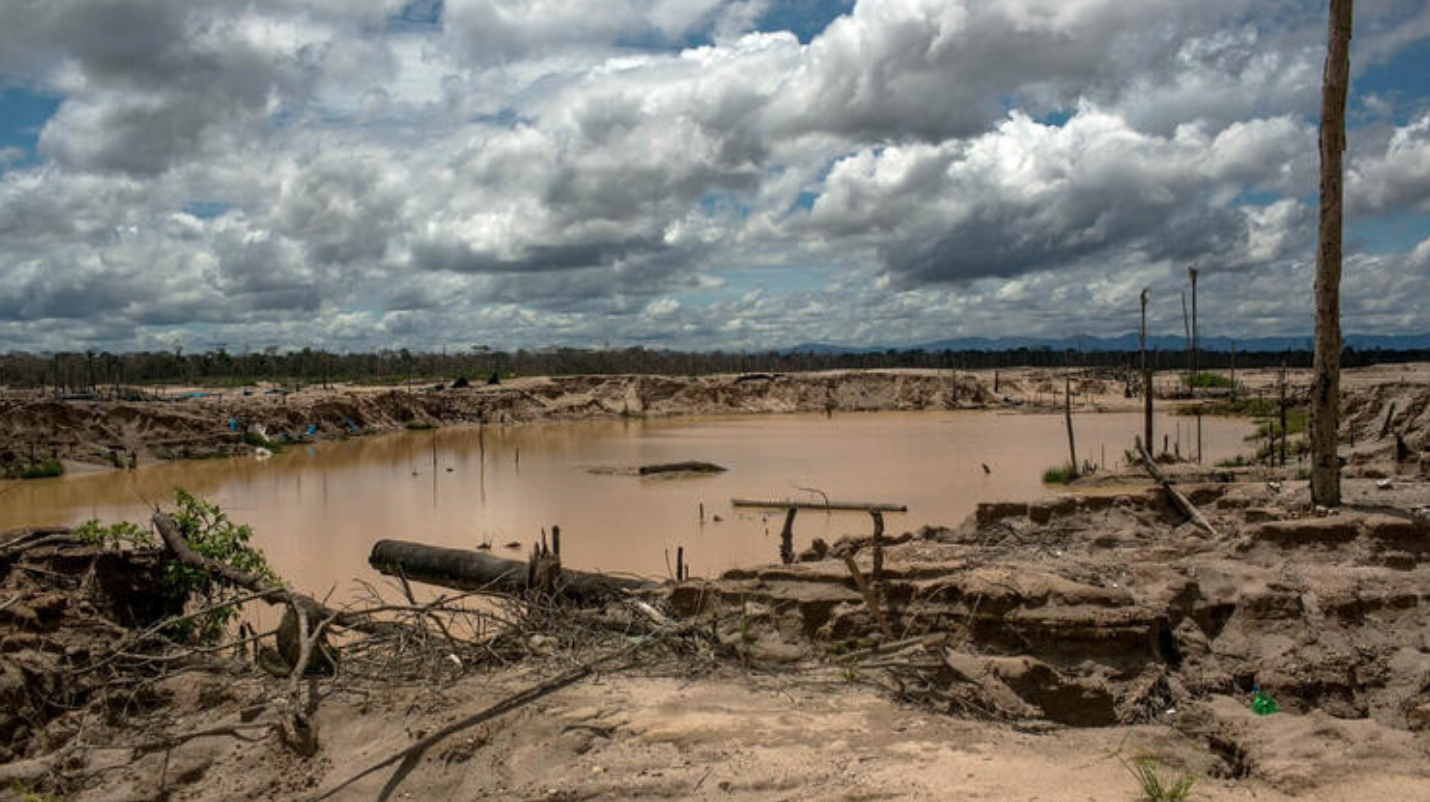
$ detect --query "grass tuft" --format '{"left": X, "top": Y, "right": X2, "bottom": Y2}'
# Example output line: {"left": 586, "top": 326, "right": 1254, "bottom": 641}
{"left": 1041, "top": 463, "right": 1078, "bottom": 484}
{"left": 1123, "top": 754, "right": 1196, "bottom": 801}
{"left": 18, "top": 459, "right": 64, "bottom": 480}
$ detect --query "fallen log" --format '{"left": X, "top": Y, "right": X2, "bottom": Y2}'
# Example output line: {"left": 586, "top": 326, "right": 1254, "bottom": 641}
{"left": 638, "top": 461, "right": 726, "bottom": 475}
{"left": 1133, "top": 437, "right": 1217, "bottom": 536}
{"left": 731, "top": 498, "right": 907, "bottom": 513}
{"left": 369, "top": 540, "right": 651, "bottom": 603}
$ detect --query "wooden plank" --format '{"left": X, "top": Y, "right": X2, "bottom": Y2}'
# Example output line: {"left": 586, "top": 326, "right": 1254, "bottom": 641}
{"left": 731, "top": 498, "right": 907, "bottom": 513}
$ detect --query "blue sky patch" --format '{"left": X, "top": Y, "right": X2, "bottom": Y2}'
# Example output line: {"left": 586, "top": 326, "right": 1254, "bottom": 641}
{"left": 1348, "top": 208, "right": 1430, "bottom": 255}
{"left": 756, "top": 0, "right": 854, "bottom": 43}
{"left": 1355, "top": 37, "right": 1430, "bottom": 125}
{"left": 181, "top": 201, "right": 235, "bottom": 220}
{"left": 0, "top": 85, "right": 60, "bottom": 169}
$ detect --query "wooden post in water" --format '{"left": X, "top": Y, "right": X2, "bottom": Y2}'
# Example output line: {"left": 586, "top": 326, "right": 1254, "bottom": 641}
{"left": 1064, "top": 352, "right": 1078, "bottom": 476}
{"left": 779, "top": 508, "right": 797, "bottom": 565}
{"left": 870, "top": 511, "right": 884, "bottom": 586}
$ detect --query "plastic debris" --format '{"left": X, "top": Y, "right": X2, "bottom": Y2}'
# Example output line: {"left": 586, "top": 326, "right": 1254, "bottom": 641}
{"left": 1251, "top": 689, "right": 1278, "bottom": 716}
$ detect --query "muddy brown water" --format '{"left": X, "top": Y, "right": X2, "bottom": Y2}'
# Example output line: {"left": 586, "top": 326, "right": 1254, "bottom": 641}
{"left": 0, "top": 411, "right": 1252, "bottom": 598}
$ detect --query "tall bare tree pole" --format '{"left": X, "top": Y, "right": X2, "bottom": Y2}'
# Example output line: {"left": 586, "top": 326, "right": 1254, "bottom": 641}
{"left": 1064, "top": 351, "right": 1078, "bottom": 476}
{"left": 1140, "top": 288, "right": 1152, "bottom": 452}
{"left": 1188, "top": 266, "right": 1199, "bottom": 385}
{"left": 1311, "top": 0, "right": 1353, "bottom": 507}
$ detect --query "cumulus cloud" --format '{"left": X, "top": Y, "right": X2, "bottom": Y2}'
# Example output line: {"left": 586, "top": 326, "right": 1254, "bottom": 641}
{"left": 0, "top": 0, "right": 1428, "bottom": 352}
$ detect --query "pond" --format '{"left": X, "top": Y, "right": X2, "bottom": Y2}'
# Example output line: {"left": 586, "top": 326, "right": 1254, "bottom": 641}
{"left": 0, "top": 410, "right": 1252, "bottom": 595}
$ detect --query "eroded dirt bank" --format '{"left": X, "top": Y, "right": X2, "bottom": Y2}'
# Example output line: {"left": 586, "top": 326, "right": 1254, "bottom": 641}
{"left": 6, "top": 363, "right": 1430, "bottom": 477}
{"left": 0, "top": 371, "right": 994, "bottom": 472}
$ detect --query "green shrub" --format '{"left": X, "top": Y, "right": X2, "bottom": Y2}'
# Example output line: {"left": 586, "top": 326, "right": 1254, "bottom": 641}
{"left": 18, "top": 459, "right": 64, "bottom": 479}
{"left": 163, "top": 489, "right": 281, "bottom": 643}
{"left": 1184, "top": 372, "right": 1233, "bottom": 389}
{"left": 1041, "top": 464, "right": 1078, "bottom": 484}
{"left": 74, "top": 520, "right": 154, "bottom": 550}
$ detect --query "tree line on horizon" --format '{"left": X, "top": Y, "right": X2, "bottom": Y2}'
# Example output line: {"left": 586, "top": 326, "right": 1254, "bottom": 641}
{"left": 0, "top": 343, "right": 1422, "bottom": 392}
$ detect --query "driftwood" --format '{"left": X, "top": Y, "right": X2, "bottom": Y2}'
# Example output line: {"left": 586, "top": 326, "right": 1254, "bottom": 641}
{"left": 638, "top": 461, "right": 726, "bottom": 475}
{"left": 731, "top": 498, "right": 907, "bottom": 513}
{"left": 369, "top": 540, "right": 651, "bottom": 603}
{"left": 1133, "top": 438, "right": 1217, "bottom": 536}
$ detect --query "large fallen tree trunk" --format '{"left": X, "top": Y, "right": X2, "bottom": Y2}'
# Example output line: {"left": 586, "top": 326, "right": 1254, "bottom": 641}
{"left": 731, "top": 498, "right": 907, "bottom": 512}
{"left": 369, "top": 540, "right": 652, "bottom": 604}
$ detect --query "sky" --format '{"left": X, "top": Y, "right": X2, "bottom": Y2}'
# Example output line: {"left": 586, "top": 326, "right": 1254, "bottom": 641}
{"left": 1, "top": 0, "right": 1429, "bottom": 354}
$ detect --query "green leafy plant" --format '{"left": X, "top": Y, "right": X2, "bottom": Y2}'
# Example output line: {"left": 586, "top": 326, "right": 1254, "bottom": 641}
{"left": 162, "top": 489, "right": 281, "bottom": 644}
{"left": 1122, "top": 754, "right": 1196, "bottom": 801}
{"left": 18, "top": 459, "right": 64, "bottom": 479}
{"left": 73, "top": 520, "right": 154, "bottom": 550}
{"left": 1041, "top": 463, "right": 1078, "bottom": 484}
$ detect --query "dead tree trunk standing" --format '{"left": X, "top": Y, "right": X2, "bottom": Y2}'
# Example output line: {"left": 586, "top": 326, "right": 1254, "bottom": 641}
{"left": 779, "top": 507, "right": 798, "bottom": 565}
{"left": 1064, "top": 352, "right": 1078, "bottom": 476}
{"left": 1287, "top": 364, "right": 1298, "bottom": 468}
{"left": 1140, "top": 289, "right": 1153, "bottom": 453}
{"left": 1188, "top": 266, "right": 1199, "bottom": 387}
{"left": 1180, "top": 292, "right": 1192, "bottom": 390}
{"left": 1311, "top": 0, "right": 1353, "bottom": 507}
{"left": 1230, "top": 339, "right": 1237, "bottom": 398}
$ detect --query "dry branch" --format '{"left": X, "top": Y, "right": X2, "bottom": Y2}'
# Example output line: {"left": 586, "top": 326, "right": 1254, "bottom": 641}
{"left": 841, "top": 555, "right": 894, "bottom": 638}
{"left": 1133, "top": 437, "right": 1217, "bottom": 536}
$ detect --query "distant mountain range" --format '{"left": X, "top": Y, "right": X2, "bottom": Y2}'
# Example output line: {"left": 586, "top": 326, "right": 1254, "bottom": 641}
{"left": 786, "top": 332, "right": 1430, "bottom": 354}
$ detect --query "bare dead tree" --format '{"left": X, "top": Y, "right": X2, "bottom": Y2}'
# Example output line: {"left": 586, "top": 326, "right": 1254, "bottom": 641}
{"left": 1311, "top": 0, "right": 1353, "bottom": 507}
{"left": 1188, "top": 266, "right": 1199, "bottom": 386}
{"left": 1140, "top": 288, "right": 1153, "bottom": 451}
{"left": 1064, "top": 351, "right": 1078, "bottom": 477}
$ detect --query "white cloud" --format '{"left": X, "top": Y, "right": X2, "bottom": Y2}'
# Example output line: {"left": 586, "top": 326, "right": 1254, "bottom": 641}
{"left": 0, "top": 0, "right": 1428, "bottom": 352}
